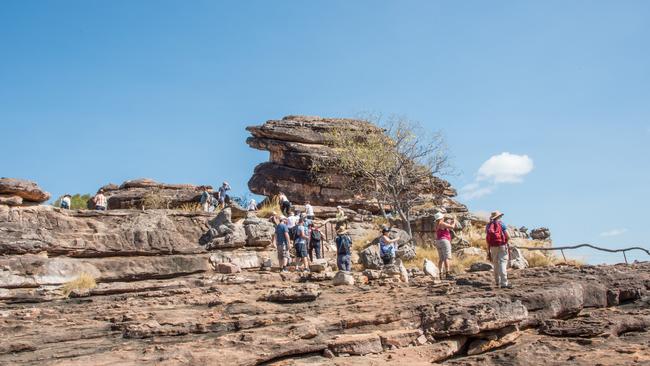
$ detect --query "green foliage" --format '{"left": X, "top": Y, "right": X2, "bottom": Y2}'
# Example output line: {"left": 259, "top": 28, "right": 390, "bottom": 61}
{"left": 53, "top": 194, "right": 92, "bottom": 210}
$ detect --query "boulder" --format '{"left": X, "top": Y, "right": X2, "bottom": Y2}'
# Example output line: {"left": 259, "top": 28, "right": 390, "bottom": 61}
{"left": 262, "top": 286, "right": 320, "bottom": 303}
{"left": 97, "top": 178, "right": 211, "bottom": 210}
{"left": 246, "top": 116, "right": 463, "bottom": 212}
{"left": 215, "top": 262, "right": 241, "bottom": 274}
{"left": 309, "top": 258, "right": 329, "bottom": 273}
{"left": 530, "top": 227, "right": 551, "bottom": 241}
{"left": 456, "top": 247, "right": 485, "bottom": 258}
{"left": 333, "top": 271, "right": 355, "bottom": 286}
{"left": 469, "top": 262, "right": 494, "bottom": 272}
{"left": 0, "top": 195, "right": 23, "bottom": 206}
{"left": 509, "top": 247, "right": 529, "bottom": 269}
{"left": 243, "top": 217, "right": 275, "bottom": 247}
{"left": 423, "top": 259, "right": 440, "bottom": 280}
{"left": 466, "top": 325, "right": 521, "bottom": 356}
{"left": 0, "top": 178, "right": 50, "bottom": 203}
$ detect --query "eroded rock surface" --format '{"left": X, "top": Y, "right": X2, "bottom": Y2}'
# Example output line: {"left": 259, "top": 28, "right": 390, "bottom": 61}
{"left": 98, "top": 178, "right": 211, "bottom": 210}
{"left": 0, "top": 177, "right": 50, "bottom": 205}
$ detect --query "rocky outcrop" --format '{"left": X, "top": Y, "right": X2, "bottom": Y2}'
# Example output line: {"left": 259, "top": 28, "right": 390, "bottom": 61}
{"left": 246, "top": 115, "right": 466, "bottom": 212}
{"left": 0, "top": 178, "right": 50, "bottom": 206}
{"left": 531, "top": 227, "right": 552, "bottom": 241}
{"left": 97, "top": 178, "right": 211, "bottom": 210}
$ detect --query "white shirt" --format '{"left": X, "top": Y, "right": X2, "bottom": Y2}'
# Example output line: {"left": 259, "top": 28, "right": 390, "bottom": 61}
{"left": 305, "top": 204, "right": 314, "bottom": 216}
{"left": 62, "top": 196, "right": 71, "bottom": 206}
{"left": 95, "top": 193, "right": 107, "bottom": 207}
{"left": 287, "top": 215, "right": 298, "bottom": 228}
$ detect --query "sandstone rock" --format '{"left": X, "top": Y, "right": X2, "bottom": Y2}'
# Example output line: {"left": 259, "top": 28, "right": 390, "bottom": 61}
{"left": 423, "top": 259, "right": 440, "bottom": 280}
{"left": 380, "top": 329, "right": 422, "bottom": 348}
{"left": 466, "top": 325, "right": 521, "bottom": 356}
{"left": 216, "top": 262, "right": 241, "bottom": 274}
{"left": 99, "top": 178, "right": 210, "bottom": 210}
{"left": 243, "top": 217, "right": 275, "bottom": 247}
{"left": 0, "top": 194, "right": 23, "bottom": 206}
{"left": 262, "top": 286, "right": 320, "bottom": 303}
{"left": 333, "top": 271, "right": 355, "bottom": 286}
{"left": 309, "top": 258, "right": 329, "bottom": 273}
{"left": 329, "top": 333, "right": 383, "bottom": 355}
{"left": 469, "top": 262, "right": 494, "bottom": 272}
{"left": 0, "top": 178, "right": 50, "bottom": 203}
{"left": 530, "top": 227, "right": 551, "bottom": 241}
{"left": 457, "top": 247, "right": 485, "bottom": 258}
{"left": 209, "top": 251, "right": 265, "bottom": 269}
{"left": 363, "top": 269, "right": 381, "bottom": 280}
{"left": 509, "top": 247, "right": 529, "bottom": 269}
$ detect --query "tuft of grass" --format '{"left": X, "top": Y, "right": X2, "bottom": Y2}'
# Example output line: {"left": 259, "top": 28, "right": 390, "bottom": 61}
{"left": 403, "top": 246, "right": 440, "bottom": 268}
{"left": 61, "top": 273, "right": 97, "bottom": 297}
{"left": 257, "top": 196, "right": 281, "bottom": 218}
{"left": 525, "top": 251, "right": 555, "bottom": 268}
{"left": 372, "top": 216, "right": 389, "bottom": 227}
{"left": 449, "top": 254, "right": 485, "bottom": 274}
{"left": 178, "top": 202, "right": 202, "bottom": 212}
{"left": 142, "top": 189, "right": 171, "bottom": 209}
{"left": 353, "top": 231, "right": 378, "bottom": 252}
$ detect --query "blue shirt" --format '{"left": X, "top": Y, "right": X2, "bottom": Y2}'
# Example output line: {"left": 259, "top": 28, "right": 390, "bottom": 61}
{"left": 295, "top": 225, "right": 308, "bottom": 245}
{"left": 275, "top": 223, "right": 289, "bottom": 246}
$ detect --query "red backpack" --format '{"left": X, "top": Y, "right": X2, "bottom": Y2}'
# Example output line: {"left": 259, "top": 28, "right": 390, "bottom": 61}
{"left": 486, "top": 221, "right": 507, "bottom": 246}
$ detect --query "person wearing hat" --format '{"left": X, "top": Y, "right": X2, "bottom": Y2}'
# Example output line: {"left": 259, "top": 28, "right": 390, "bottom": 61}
{"left": 486, "top": 211, "right": 511, "bottom": 289}
{"left": 60, "top": 194, "right": 72, "bottom": 209}
{"left": 272, "top": 216, "right": 291, "bottom": 272}
{"left": 434, "top": 212, "right": 457, "bottom": 280}
{"left": 335, "top": 227, "right": 353, "bottom": 271}
{"left": 217, "top": 181, "right": 231, "bottom": 209}
{"left": 379, "top": 227, "right": 399, "bottom": 265}
{"left": 335, "top": 206, "right": 347, "bottom": 231}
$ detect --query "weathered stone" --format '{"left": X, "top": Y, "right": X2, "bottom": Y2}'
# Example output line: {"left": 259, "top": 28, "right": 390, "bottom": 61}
{"left": 423, "top": 259, "right": 440, "bottom": 280}
{"left": 530, "top": 227, "right": 551, "bottom": 241}
{"left": 333, "top": 271, "right": 355, "bottom": 286}
{"left": 0, "top": 194, "right": 23, "bottom": 206}
{"left": 469, "top": 262, "right": 494, "bottom": 272}
{"left": 457, "top": 247, "right": 485, "bottom": 258}
{"left": 99, "top": 178, "right": 211, "bottom": 210}
{"left": 309, "top": 258, "right": 329, "bottom": 273}
{"left": 329, "top": 333, "right": 383, "bottom": 355}
{"left": 216, "top": 262, "right": 241, "bottom": 274}
{"left": 262, "top": 286, "right": 320, "bottom": 303}
{"left": 380, "top": 329, "right": 422, "bottom": 348}
{"left": 466, "top": 325, "right": 521, "bottom": 356}
{"left": 209, "top": 251, "right": 265, "bottom": 269}
{"left": 509, "top": 247, "right": 529, "bottom": 269}
{"left": 0, "top": 178, "right": 50, "bottom": 203}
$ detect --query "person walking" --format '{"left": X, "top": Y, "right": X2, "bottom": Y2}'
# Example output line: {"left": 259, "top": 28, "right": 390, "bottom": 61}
{"left": 272, "top": 216, "right": 291, "bottom": 272}
{"left": 434, "top": 212, "right": 457, "bottom": 280}
{"left": 294, "top": 216, "right": 310, "bottom": 272}
{"left": 93, "top": 190, "right": 107, "bottom": 211}
{"left": 217, "top": 182, "right": 231, "bottom": 208}
{"left": 305, "top": 201, "right": 315, "bottom": 220}
{"left": 486, "top": 211, "right": 512, "bottom": 289}
{"left": 278, "top": 192, "right": 291, "bottom": 216}
{"left": 308, "top": 223, "right": 322, "bottom": 261}
{"left": 60, "top": 194, "right": 72, "bottom": 209}
{"left": 335, "top": 228, "right": 352, "bottom": 272}
{"left": 378, "top": 227, "right": 399, "bottom": 265}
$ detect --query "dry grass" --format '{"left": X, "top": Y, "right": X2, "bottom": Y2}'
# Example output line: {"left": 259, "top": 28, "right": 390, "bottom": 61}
{"left": 523, "top": 250, "right": 584, "bottom": 268}
{"left": 142, "top": 190, "right": 171, "bottom": 209}
{"left": 372, "top": 216, "right": 389, "bottom": 227}
{"left": 178, "top": 202, "right": 202, "bottom": 212}
{"left": 403, "top": 245, "right": 439, "bottom": 268}
{"left": 61, "top": 273, "right": 97, "bottom": 297}
{"left": 353, "top": 231, "right": 378, "bottom": 252}
{"left": 257, "top": 196, "right": 281, "bottom": 218}
{"left": 449, "top": 254, "right": 486, "bottom": 274}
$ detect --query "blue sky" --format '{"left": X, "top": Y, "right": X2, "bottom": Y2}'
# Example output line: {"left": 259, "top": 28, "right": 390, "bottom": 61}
{"left": 1, "top": 1, "right": 649, "bottom": 264}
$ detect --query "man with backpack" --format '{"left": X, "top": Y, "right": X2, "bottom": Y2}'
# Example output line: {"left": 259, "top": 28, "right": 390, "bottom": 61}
{"left": 308, "top": 223, "right": 322, "bottom": 261}
{"left": 294, "top": 216, "right": 310, "bottom": 272}
{"left": 486, "top": 211, "right": 512, "bottom": 289}
{"left": 272, "top": 216, "right": 291, "bottom": 272}
{"left": 335, "top": 228, "right": 352, "bottom": 272}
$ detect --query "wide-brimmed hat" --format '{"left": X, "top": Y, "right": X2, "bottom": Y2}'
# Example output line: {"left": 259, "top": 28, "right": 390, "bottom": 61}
{"left": 433, "top": 212, "right": 445, "bottom": 221}
{"left": 336, "top": 205, "right": 342, "bottom": 209}
{"left": 490, "top": 211, "right": 504, "bottom": 221}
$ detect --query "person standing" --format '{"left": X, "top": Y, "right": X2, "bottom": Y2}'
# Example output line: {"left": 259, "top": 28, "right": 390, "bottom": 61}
{"left": 378, "top": 227, "right": 399, "bottom": 265}
{"left": 486, "top": 211, "right": 512, "bottom": 289}
{"left": 308, "top": 223, "right": 322, "bottom": 261}
{"left": 200, "top": 188, "right": 212, "bottom": 212}
{"left": 272, "top": 216, "right": 291, "bottom": 272}
{"left": 60, "top": 194, "right": 72, "bottom": 209}
{"left": 218, "top": 182, "right": 231, "bottom": 208}
{"left": 93, "top": 190, "right": 107, "bottom": 211}
{"left": 335, "top": 228, "right": 352, "bottom": 272}
{"left": 305, "top": 201, "right": 315, "bottom": 220}
{"left": 247, "top": 199, "right": 257, "bottom": 211}
{"left": 434, "top": 212, "right": 457, "bottom": 280}
{"left": 294, "top": 216, "right": 310, "bottom": 272}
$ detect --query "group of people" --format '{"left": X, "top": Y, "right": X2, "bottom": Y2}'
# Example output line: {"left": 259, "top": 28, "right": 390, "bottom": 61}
{"left": 434, "top": 210, "right": 512, "bottom": 288}
{"left": 271, "top": 208, "right": 328, "bottom": 272}
{"left": 200, "top": 182, "right": 232, "bottom": 212}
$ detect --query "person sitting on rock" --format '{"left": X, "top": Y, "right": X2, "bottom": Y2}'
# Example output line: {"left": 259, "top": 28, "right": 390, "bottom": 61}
{"left": 272, "top": 216, "right": 291, "bottom": 272}
{"left": 93, "top": 190, "right": 107, "bottom": 211}
{"left": 217, "top": 182, "right": 231, "bottom": 208}
{"left": 60, "top": 194, "right": 72, "bottom": 209}
{"left": 278, "top": 192, "right": 291, "bottom": 216}
{"left": 335, "top": 228, "right": 352, "bottom": 272}
{"left": 335, "top": 206, "right": 347, "bottom": 230}
{"left": 434, "top": 212, "right": 457, "bottom": 280}
{"left": 308, "top": 222, "right": 322, "bottom": 261}
{"left": 305, "top": 201, "right": 315, "bottom": 220}
{"left": 247, "top": 198, "right": 257, "bottom": 211}
{"left": 379, "top": 227, "right": 399, "bottom": 265}
{"left": 486, "top": 211, "right": 512, "bottom": 289}
{"left": 294, "top": 216, "right": 311, "bottom": 272}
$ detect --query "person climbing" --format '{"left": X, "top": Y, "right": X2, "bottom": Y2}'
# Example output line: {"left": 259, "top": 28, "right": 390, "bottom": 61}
{"left": 287, "top": 210, "right": 299, "bottom": 230}
{"left": 294, "top": 216, "right": 310, "bottom": 272}
{"left": 93, "top": 190, "right": 107, "bottom": 211}
{"left": 379, "top": 227, "right": 399, "bottom": 265}
{"left": 60, "top": 194, "right": 72, "bottom": 209}
{"left": 335, "top": 206, "right": 347, "bottom": 230}
{"left": 247, "top": 198, "right": 257, "bottom": 211}
{"left": 272, "top": 216, "right": 291, "bottom": 272}
{"left": 218, "top": 182, "right": 231, "bottom": 208}
{"left": 278, "top": 192, "right": 291, "bottom": 216}
{"left": 268, "top": 211, "right": 280, "bottom": 227}
{"left": 308, "top": 222, "right": 322, "bottom": 261}
{"left": 305, "top": 201, "right": 315, "bottom": 220}
{"left": 434, "top": 212, "right": 457, "bottom": 280}
{"left": 200, "top": 188, "right": 212, "bottom": 212}
{"left": 335, "top": 228, "right": 352, "bottom": 272}
{"left": 486, "top": 211, "right": 512, "bottom": 289}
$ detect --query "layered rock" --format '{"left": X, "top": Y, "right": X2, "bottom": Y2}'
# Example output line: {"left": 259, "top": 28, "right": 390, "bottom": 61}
{"left": 246, "top": 115, "right": 466, "bottom": 212}
{"left": 97, "top": 178, "right": 212, "bottom": 210}
{"left": 0, "top": 178, "right": 50, "bottom": 206}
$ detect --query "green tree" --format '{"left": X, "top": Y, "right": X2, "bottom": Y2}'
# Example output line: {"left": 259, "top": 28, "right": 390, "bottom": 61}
{"left": 53, "top": 194, "right": 92, "bottom": 210}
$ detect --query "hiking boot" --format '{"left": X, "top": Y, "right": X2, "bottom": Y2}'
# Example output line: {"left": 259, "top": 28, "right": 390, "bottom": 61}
{"left": 500, "top": 284, "right": 513, "bottom": 289}
{"left": 445, "top": 274, "right": 455, "bottom": 280}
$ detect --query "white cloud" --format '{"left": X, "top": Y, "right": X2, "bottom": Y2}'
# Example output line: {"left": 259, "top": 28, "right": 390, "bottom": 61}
{"left": 600, "top": 228, "right": 627, "bottom": 237}
{"left": 460, "top": 152, "right": 534, "bottom": 201}
{"left": 477, "top": 152, "right": 534, "bottom": 184}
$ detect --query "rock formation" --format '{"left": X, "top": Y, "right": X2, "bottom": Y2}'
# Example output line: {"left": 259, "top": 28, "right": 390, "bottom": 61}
{"left": 96, "top": 178, "right": 211, "bottom": 210}
{"left": 246, "top": 115, "right": 466, "bottom": 212}
{"left": 0, "top": 177, "right": 50, "bottom": 206}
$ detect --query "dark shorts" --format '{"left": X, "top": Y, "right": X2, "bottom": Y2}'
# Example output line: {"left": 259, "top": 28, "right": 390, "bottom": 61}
{"left": 96, "top": 206, "right": 106, "bottom": 211}
{"left": 382, "top": 255, "right": 394, "bottom": 265}
{"left": 294, "top": 241, "right": 308, "bottom": 258}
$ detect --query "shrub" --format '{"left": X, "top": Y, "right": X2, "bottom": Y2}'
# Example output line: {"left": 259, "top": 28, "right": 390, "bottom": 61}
{"left": 257, "top": 196, "right": 281, "bottom": 218}
{"left": 142, "top": 189, "right": 171, "bottom": 209}
{"left": 61, "top": 273, "right": 97, "bottom": 297}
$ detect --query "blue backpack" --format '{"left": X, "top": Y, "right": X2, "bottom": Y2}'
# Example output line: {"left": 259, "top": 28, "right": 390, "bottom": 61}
{"left": 336, "top": 235, "right": 352, "bottom": 255}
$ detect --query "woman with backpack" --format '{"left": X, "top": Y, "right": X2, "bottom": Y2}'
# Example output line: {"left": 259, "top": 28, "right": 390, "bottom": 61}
{"left": 486, "top": 211, "right": 512, "bottom": 289}
{"left": 308, "top": 223, "right": 322, "bottom": 261}
{"left": 379, "top": 227, "right": 399, "bottom": 265}
{"left": 434, "top": 212, "right": 457, "bottom": 280}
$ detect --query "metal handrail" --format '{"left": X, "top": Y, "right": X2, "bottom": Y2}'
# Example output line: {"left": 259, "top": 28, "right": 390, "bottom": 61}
{"left": 512, "top": 243, "right": 650, "bottom": 264}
